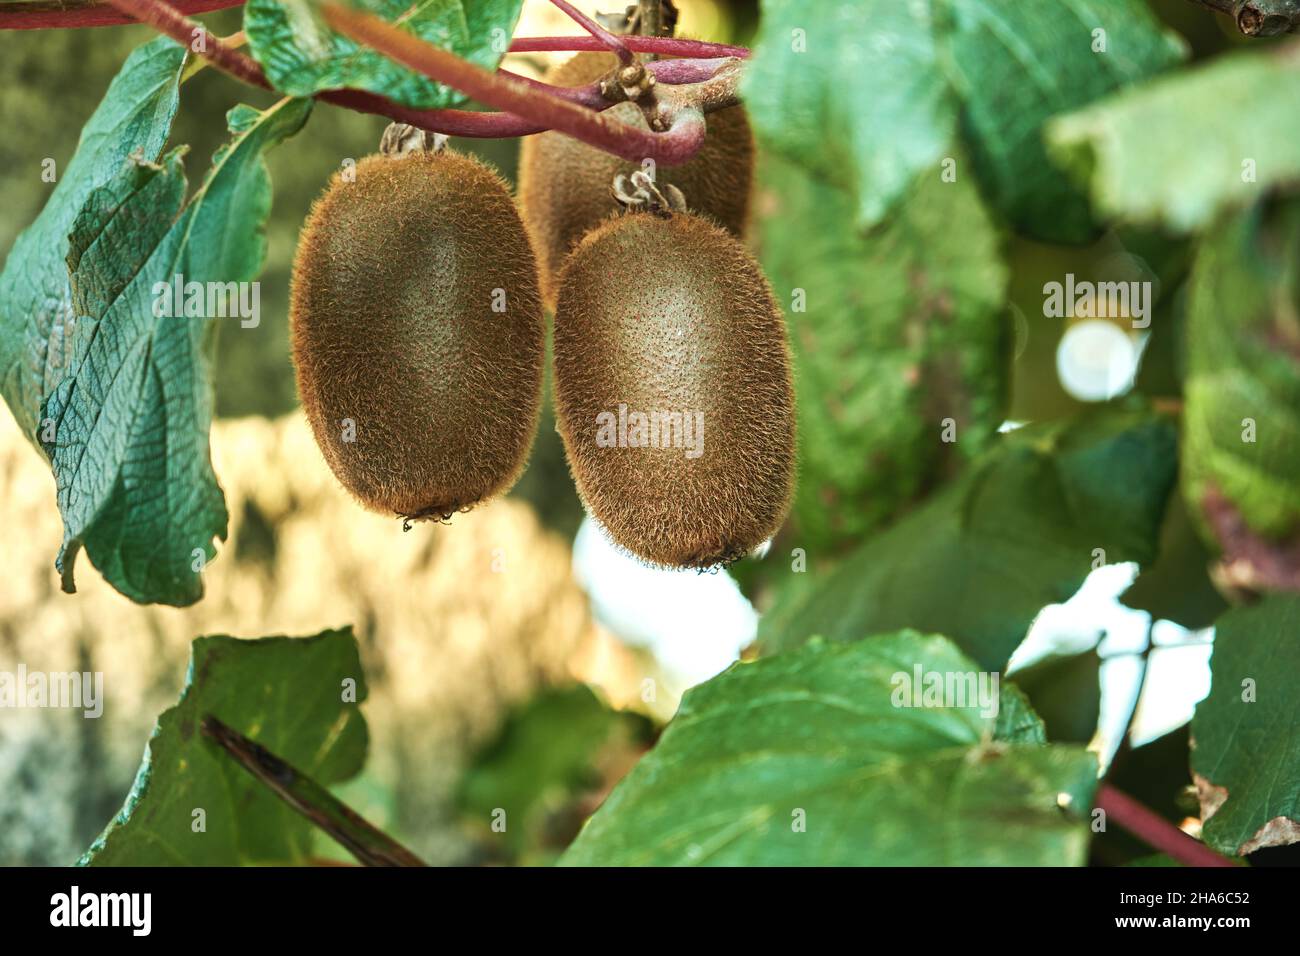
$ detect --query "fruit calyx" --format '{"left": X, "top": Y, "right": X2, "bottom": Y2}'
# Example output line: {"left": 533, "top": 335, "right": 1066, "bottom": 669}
{"left": 611, "top": 169, "right": 687, "bottom": 216}
{"left": 379, "top": 121, "right": 449, "bottom": 157}
{"left": 400, "top": 505, "right": 469, "bottom": 532}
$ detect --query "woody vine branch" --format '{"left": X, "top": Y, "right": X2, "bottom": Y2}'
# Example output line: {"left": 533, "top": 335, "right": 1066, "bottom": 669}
{"left": 15, "top": 0, "right": 746, "bottom": 165}
{"left": 1187, "top": 0, "right": 1300, "bottom": 36}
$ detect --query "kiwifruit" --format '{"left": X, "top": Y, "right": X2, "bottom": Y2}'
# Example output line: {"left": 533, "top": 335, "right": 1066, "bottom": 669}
{"left": 518, "top": 51, "right": 754, "bottom": 308}
{"left": 552, "top": 210, "right": 795, "bottom": 568}
{"left": 290, "top": 147, "right": 545, "bottom": 522}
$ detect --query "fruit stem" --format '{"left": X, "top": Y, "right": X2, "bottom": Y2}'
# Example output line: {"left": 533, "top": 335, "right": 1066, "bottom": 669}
{"left": 322, "top": 2, "right": 721, "bottom": 165}
{"left": 1094, "top": 784, "right": 1237, "bottom": 867}
{"left": 550, "top": 0, "right": 635, "bottom": 66}
{"left": 101, "top": 0, "right": 737, "bottom": 146}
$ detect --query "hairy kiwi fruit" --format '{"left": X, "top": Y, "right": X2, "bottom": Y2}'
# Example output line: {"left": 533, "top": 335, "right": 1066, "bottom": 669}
{"left": 290, "top": 148, "right": 544, "bottom": 521}
{"left": 552, "top": 211, "right": 795, "bottom": 568}
{"left": 518, "top": 51, "right": 754, "bottom": 307}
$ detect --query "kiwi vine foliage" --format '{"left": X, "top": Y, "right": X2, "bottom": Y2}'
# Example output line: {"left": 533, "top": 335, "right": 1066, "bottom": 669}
{"left": 244, "top": 0, "right": 526, "bottom": 109}
{"left": 0, "top": 0, "right": 1298, "bottom": 867}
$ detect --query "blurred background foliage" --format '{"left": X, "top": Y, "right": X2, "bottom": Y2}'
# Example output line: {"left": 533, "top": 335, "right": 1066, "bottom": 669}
{"left": 0, "top": 0, "right": 1295, "bottom": 866}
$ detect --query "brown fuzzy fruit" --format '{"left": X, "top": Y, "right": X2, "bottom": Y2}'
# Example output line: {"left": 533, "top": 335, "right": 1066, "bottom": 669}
{"left": 290, "top": 149, "right": 544, "bottom": 521}
{"left": 552, "top": 211, "right": 795, "bottom": 568}
{"left": 518, "top": 51, "right": 754, "bottom": 308}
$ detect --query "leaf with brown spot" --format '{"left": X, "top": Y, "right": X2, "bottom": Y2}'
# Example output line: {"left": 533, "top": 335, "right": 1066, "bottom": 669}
{"left": 1192, "top": 595, "right": 1300, "bottom": 856}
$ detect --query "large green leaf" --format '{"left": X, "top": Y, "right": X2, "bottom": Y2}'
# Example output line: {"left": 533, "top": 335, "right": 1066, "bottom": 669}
{"left": 760, "top": 155, "right": 1009, "bottom": 552}
{"left": 944, "top": 0, "right": 1185, "bottom": 242}
{"left": 561, "top": 632, "right": 1097, "bottom": 866}
{"left": 80, "top": 628, "right": 369, "bottom": 866}
{"left": 0, "top": 37, "right": 186, "bottom": 439}
{"left": 1182, "top": 197, "right": 1300, "bottom": 589}
{"left": 743, "top": 0, "right": 955, "bottom": 230}
{"left": 1192, "top": 595, "right": 1300, "bottom": 856}
{"left": 42, "top": 98, "right": 311, "bottom": 606}
{"left": 245, "top": 0, "right": 523, "bottom": 110}
{"left": 743, "top": 0, "right": 1183, "bottom": 238}
{"left": 760, "top": 405, "right": 1178, "bottom": 670}
{"left": 1050, "top": 45, "right": 1300, "bottom": 233}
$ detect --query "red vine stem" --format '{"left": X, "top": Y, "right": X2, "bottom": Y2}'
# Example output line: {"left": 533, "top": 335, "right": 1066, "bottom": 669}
{"left": 320, "top": 3, "right": 709, "bottom": 164}
{"left": 326, "top": 89, "right": 545, "bottom": 138}
{"left": 549, "top": 0, "right": 633, "bottom": 65}
{"left": 1095, "top": 784, "right": 1236, "bottom": 867}
{"left": 107, "top": 0, "right": 267, "bottom": 87}
{"left": 0, "top": 0, "right": 753, "bottom": 59}
{"left": 99, "top": 0, "right": 734, "bottom": 149}
{"left": 0, "top": 0, "right": 240, "bottom": 28}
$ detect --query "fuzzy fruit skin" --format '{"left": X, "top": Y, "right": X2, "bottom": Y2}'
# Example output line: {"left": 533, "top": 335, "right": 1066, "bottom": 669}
{"left": 553, "top": 211, "right": 795, "bottom": 567}
{"left": 518, "top": 51, "right": 754, "bottom": 309}
{"left": 290, "top": 150, "right": 544, "bottom": 519}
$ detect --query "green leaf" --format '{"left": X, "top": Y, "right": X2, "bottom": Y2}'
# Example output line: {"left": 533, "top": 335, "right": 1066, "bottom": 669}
{"left": 0, "top": 37, "right": 186, "bottom": 439}
{"left": 199, "top": 715, "right": 419, "bottom": 865}
{"left": 1050, "top": 47, "right": 1300, "bottom": 233}
{"left": 743, "top": 1, "right": 956, "bottom": 230}
{"left": 995, "top": 681, "right": 1048, "bottom": 745}
{"left": 760, "top": 404, "right": 1178, "bottom": 670}
{"left": 245, "top": 0, "right": 523, "bottom": 110}
{"left": 80, "top": 628, "right": 369, "bottom": 866}
{"left": 45, "top": 97, "right": 311, "bottom": 606}
{"left": 1182, "top": 197, "right": 1300, "bottom": 588}
{"left": 945, "top": 0, "right": 1184, "bottom": 242}
{"left": 560, "top": 632, "right": 1097, "bottom": 866}
{"left": 1011, "top": 650, "right": 1102, "bottom": 744}
{"left": 743, "top": 0, "right": 1183, "bottom": 237}
{"left": 760, "top": 155, "right": 1009, "bottom": 552}
{"left": 457, "top": 685, "right": 653, "bottom": 861}
{"left": 1192, "top": 595, "right": 1300, "bottom": 856}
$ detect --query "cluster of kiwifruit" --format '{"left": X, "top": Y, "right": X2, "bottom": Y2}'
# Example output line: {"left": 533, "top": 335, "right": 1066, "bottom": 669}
{"left": 289, "top": 53, "right": 795, "bottom": 570}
